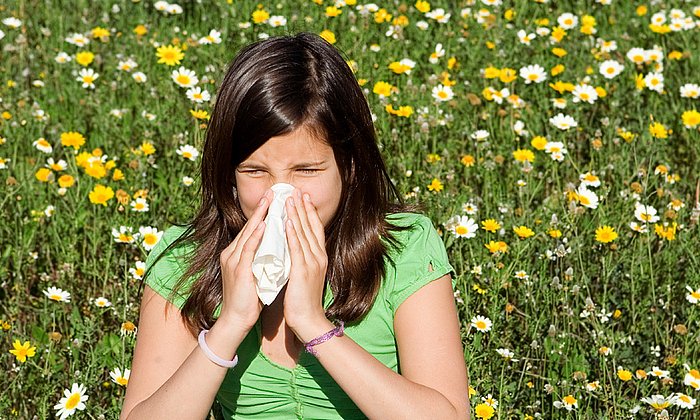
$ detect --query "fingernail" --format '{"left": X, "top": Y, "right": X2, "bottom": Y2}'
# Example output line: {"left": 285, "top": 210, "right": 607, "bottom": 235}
{"left": 286, "top": 219, "right": 294, "bottom": 229}
{"left": 287, "top": 197, "right": 295, "bottom": 207}
{"left": 258, "top": 222, "right": 265, "bottom": 230}
{"left": 258, "top": 197, "right": 266, "bottom": 207}
{"left": 303, "top": 193, "right": 311, "bottom": 202}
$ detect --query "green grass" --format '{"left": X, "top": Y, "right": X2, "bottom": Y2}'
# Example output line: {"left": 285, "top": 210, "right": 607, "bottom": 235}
{"left": 1, "top": 0, "right": 699, "bottom": 418}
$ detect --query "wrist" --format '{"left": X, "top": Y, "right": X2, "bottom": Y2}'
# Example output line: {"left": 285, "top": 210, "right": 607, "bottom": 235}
{"left": 293, "top": 318, "right": 335, "bottom": 343}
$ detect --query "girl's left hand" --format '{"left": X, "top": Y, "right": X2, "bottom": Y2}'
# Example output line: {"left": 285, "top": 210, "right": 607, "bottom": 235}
{"left": 283, "top": 189, "right": 333, "bottom": 342}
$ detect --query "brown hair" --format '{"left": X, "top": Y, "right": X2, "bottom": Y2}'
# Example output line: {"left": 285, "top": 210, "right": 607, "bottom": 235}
{"left": 147, "top": 33, "right": 407, "bottom": 336}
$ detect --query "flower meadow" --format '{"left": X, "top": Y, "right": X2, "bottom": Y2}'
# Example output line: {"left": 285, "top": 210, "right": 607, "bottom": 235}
{"left": 1, "top": 0, "right": 699, "bottom": 418}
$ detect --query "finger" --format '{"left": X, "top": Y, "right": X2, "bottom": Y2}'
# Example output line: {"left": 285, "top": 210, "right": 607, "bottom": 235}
{"left": 286, "top": 195, "right": 313, "bottom": 260}
{"left": 285, "top": 218, "right": 306, "bottom": 267}
{"left": 223, "top": 190, "right": 272, "bottom": 261}
{"left": 302, "top": 193, "right": 326, "bottom": 248}
{"left": 236, "top": 220, "right": 266, "bottom": 273}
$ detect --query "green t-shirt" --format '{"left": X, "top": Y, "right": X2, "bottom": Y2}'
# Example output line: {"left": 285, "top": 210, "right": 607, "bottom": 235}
{"left": 145, "top": 212, "right": 455, "bottom": 419}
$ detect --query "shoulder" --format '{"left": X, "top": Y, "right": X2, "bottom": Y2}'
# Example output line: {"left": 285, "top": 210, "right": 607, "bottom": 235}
{"left": 381, "top": 213, "right": 455, "bottom": 315}
{"left": 144, "top": 225, "right": 194, "bottom": 309}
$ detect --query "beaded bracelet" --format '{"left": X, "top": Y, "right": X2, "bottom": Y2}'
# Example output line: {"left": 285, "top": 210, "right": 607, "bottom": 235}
{"left": 304, "top": 321, "right": 345, "bottom": 356}
{"left": 198, "top": 329, "right": 239, "bottom": 368}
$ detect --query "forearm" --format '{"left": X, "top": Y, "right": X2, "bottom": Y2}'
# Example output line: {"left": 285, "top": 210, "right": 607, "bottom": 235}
{"left": 123, "top": 319, "right": 247, "bottom": 420}
{"left": 300, "top": 320, "right": 467, "bottom": 420}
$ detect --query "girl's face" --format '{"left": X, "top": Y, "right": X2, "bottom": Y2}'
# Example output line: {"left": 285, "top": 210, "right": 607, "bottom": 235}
{"left": 235, "top": 126, "right": 343, "bottom": 227}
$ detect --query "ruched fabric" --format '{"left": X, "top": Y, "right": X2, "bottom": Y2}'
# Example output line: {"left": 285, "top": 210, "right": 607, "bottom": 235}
{"left": 145, "top": 213, "right": 455, "bottom": 419}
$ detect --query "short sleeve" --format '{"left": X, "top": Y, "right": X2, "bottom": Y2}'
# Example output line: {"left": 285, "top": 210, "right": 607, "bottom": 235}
{"left": 384, "top": 213, "right": 456, "bottom": 316}
{"left": 144, "top": 225, "right": 193, "bottom": 309}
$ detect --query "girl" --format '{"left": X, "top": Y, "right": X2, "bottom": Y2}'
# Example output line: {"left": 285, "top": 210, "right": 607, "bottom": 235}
{"left": 121, "top": 32, "right": 469, "bottom": 419}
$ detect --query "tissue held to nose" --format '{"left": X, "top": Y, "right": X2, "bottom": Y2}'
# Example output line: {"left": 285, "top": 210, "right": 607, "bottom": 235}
{"left": 252, "top": 183, "right": 295, "bottom": 305}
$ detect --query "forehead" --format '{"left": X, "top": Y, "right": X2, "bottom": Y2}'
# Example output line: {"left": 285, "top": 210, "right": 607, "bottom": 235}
{"left": 242, "top": 128, "right": 334, "bottom": 166}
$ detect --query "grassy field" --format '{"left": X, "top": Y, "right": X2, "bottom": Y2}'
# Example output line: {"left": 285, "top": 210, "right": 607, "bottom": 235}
{"left": 1, "top": 0, "right": 699, "bottom": 418}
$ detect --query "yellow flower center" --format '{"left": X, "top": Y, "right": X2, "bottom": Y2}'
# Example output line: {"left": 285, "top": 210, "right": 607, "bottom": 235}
{"left": 182, "top": 151, "right": 192, "bottom": 159}
{"left": 82, "top": 75, "right": 95, "bottom": 83}
{"left": 65, "top": 393, "right": 80, "bottom": 410}
{"left": 117, "top": 377, "right": 129, "bottom": 386}
{"left": 455, "top": 226, "right": 468, "bottom": 235}
{"left": 176, "top": 75, "right": 191, "bottom": 85}
{"left": 475, "top": 321, "right": 486, "bottom": 330}
{"left": 144, "top": 233, "right": 158, "bottom": 246}
{"left": 563, "top": 395, "right": 577, "bottom": 405}
{"left": 50, "top": 294, "right": 62, "bottom": 301}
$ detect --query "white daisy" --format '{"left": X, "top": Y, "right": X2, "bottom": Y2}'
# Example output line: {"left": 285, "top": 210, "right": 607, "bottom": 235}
{"left": 129, "top": 261, "right": 147, "bottom": 280}
{"left": 2, "top": 17, "right": 22, "bottom": 29}
{"left": 77, "top": 68, "right": 99, "bottom": 89}
{"left": 432, "top": 84, "right": 454, "bottom": 102}
{"left": 425, "top": 8, "right": 451, "bottom": 23}
{"left": 176, "top": 144, "right": 199, "bottom": 161}
{"left": 675, "top": 393, "right": 696, "bottom": 409}
{"left": 626, "top": 47, "right": 647, "bottom": 65}
{"left": 43, "top": 286, "right": 71, "bottom": 303}
{"left": 53, "top": 383, "right": 88, "bottom": 420}
{"left": 94, "top": 297, "right": 112, "bottom": 308}
{"left": 686, "top": 286, "right": 700, "bottom": 304}
{"left": 139, "top": 226, "right": 163, "bottom": 251}
{"left": 576, "top": 186, "right": 599, "bottom": 209}
{"left": 198, "top": 29, "right": 222, "bottom": 45}
{"left": 549, "top": 113, "right": 577, "bottom": 130}
{"left": 182, "top": 176, "right": 194, "bottom": 186}
{"left": 444, "top": 215, "right": 478, "bottom": 238}
{"left": 680, "top": 83, "right": 699, "bottom": 99}
{"left": 186, "top": 86, "right": 211, "bottom": 103}
{"left": 599, "top": 60, "right": 624, "bottom": 79}
{"left": 644, "top": 72, "right": 664, "bottom": 93}
{"left": 65, "top": 33, "right": 90, "bottom": 47}
{"left": 33, "top": 138, "right": 53, "bottom": 153}
{"left": 517, "top": 29, "right": 536, "bottom": 44}
{"left": 268, "top": 15, "right": 287, "bottom": 27}
{"left": 117, "top": 59, "right": 138, "bottom": 72}
{"left": 112, "top": 226, "right": 137, "bottom": 244}
{"left": 470, "top": 315, "right": 492, "bottom": 332}
{"left": 634, "top": 203, "right": 659, "bottom": 223}
{"left": 557, "top": 13, "right": 578, "bottom": 29}
{"left": 132, "top": 72, "right": 147, "bottom": 83}
{"left": 572, "top": 84, "right": 598, "bottom": 104}
{"left": 519, "top": 64, "right": 547, "bottom": 84}
{"left": 55, "top": 52, "right": 72, "bottom": 64}
{"left": 470, "top": 130, "right": 490, "bottom": 141}
{"left": 171, "top": 66, "right": 199, "bottom": 88}
{"left": 109, "top": 367, "right": 130, "bottom": 386}
{"left": 130, "top": 198, "right": 149, "bottom": 212}
{"left": 579, "top": 172, "right": 601, "bottom": 188}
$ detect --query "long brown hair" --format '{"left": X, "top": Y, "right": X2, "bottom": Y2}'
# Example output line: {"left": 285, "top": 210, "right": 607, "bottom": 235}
{"left": 148, "top": 33, "right": 407, "bottom": 336}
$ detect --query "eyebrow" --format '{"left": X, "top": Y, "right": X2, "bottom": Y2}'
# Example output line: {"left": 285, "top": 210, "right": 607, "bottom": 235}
{"left": 237, "top": 160, "right": 328, "bottom": 170}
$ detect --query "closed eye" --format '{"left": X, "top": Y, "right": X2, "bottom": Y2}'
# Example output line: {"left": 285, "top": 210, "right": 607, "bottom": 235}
{"left": 296, "top": 168, "right": 320, "bottom": 175}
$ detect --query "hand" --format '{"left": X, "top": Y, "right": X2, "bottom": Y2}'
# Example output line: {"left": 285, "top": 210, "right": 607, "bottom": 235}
{"left": 217, "top": 189, "right": 272, "bottom": 334}
{"left": 283, "top": 189, "right": 332, "bottom": 342}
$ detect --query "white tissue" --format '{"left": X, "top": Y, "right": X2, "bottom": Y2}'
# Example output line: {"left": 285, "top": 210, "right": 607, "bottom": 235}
{"left": 252, "top": 183, "right": 295, "bottom": 305}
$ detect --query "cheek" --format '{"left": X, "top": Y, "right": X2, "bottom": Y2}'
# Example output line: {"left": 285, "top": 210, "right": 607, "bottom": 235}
{"left": 235, "top": 178, "right": 266, "bottom": 220}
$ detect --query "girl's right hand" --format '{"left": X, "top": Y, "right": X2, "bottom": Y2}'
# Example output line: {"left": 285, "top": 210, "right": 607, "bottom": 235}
{"left": 217, "top": 190, "right": 272, "bottom": 333}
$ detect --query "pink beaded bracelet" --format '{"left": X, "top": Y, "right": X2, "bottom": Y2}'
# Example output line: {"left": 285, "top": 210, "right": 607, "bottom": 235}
{"left": 198, "top": 329, "right": 239, "bottom": 368}
{"left": 304, "top": 321, "right": 345, "bottom": 356}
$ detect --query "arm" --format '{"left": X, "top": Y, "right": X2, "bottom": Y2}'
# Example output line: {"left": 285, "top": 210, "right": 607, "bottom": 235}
{"left": 120, "top": 286, "right": 249, "bottom": 420}
{"left": 294, "top": 275, "right": 470, "bottom": 420}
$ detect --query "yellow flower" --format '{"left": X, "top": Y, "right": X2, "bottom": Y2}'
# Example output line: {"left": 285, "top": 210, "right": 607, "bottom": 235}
{"left": 134, "top": 24, "right": 148, "bottom": 36}
{"left": 84, "top": 160, "right": 106, "bottom": 179}
{"left": 112, "top": 168, "right": 124, "bottom": 181}
{"left": 140, "top": 142, "right": 155, "bottom": 155}
{"left": 549, "top": 81, "right": 575, "bottom": 94}
{"left": 617, "top": 369, "right": 632, "bottom": 381}
{"left": 668, "top": 51, "right": 683, "bottom": 60}
{"left": 35, "top": 168, "right": 54, "bottom": 183}
{"left": 373, "top": 81, "right": 393, "bottom": 97}
{"left": 595, "top": 225, "right": 618, "bottom": 243}
{"left": 89, "top": 184, "right": 115, "bottom": 206}
{"left": 9, "top": 340, "right": 36, "bottom": 363}
{"left": 636, "top": 5, "right": 648, "bottom": 16}
{"left": 485, "top": 240, "right": 508, "bottom": 254}
{"left": 481, "top": 219, "right": 501, "bottom": 233}
{"left": 531, "top": 136, "right": 547, "bottom": 150}
{"left": 654, "top": 223, "right": 677, "bottom": 241}
{"left": 319, "top": 30, "right": 336, "bottom": 44}
{"left": 252, "top": 9, "right": 270, "bottom": 24}
{"left": 388, "top": 61, "right": 412, "bottom": 74}
{"left": 414, "top": 0, "right": 430, "bottom": 13}
{"left": 499, "top": 68, "right": 517, "bottom": 83}
{"left": 75, "top": 51, "right": 95, "bottom": 67}
{"left": 513, "top": 226, "right": 534, "bottom": 239}
{"left": 682, "top": 110, "right": 700, "bottom": 128}
{"left": 552, "top": 47, "right": 567, "bottom": 57}
{"left": 374, "top": 8, "right": 392, "bottom": 23}
{"left": 551, "top": 64, "right": 565, "bottom": 76}
{"left": 551, "top": 26, "right": 566, "bottom": 42}
{"left": 58, "top": 174, "right": 75, "bottom": 188}
{"left": 483, "top": 67, "right": 501, "bottom": 79}
{"left": 190, "top": 109, "right": 210, "bottom": 120}
{"left": 474, "top": 403, "right": 495, "bottom": 419}
{"left": 461, "top": 154, "right": 475, "bottom": 167}
{"left": 649, "top": 122, "right": 669, "bottom": 139}
{"left": 635, "top": 73, "right": 645, "bottom": 90}
{"left": 156, "top": 45, "right": 184, "bottom": 66}
{"left": 548, "top": 229, "right": 562, "bottom": 238}
{"left": 325, "top": 6, "right": 342, "bottom": 17}
{"left": 427, "top": 178, "right": 443, "bottom": 192}
{"left": 61, "top": 131, "right": 86, "bottom": 150}
{"left": 649, "top": 24, "right": 671, "bottom": 34}
{"left": 91, "top": 26, "right": 110, "bottom": 41}
{"left": 513, "top": 149, "right": 535, "bottom": 163}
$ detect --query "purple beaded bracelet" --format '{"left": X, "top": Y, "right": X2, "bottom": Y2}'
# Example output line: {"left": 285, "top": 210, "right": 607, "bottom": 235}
{"left": 304, "top": 321, "right": 345, "bottom": 356}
